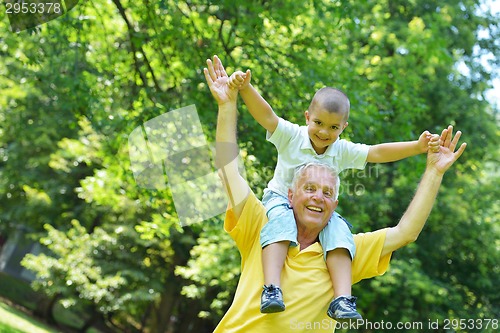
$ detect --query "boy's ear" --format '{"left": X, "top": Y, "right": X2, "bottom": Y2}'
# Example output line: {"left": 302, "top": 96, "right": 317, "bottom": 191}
{"left": 342, "top": 121, "right": 349, "bottom": 131}
{"left": 304, "top": 110, "right": 310, "bottom": 124}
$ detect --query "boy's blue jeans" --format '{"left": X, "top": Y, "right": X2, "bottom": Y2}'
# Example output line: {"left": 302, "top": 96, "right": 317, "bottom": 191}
{"left": 260, "top": 190, "right": 356, "bottom": 260}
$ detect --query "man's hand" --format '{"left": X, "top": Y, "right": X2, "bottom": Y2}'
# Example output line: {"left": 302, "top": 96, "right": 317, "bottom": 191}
{"left": 426, "top": 125, "right": 467, "bottom": 174}
{"left": 204, "top": 55, "right": 238, "bottom": 105}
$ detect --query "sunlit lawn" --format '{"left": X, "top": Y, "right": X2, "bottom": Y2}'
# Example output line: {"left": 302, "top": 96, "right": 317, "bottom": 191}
{"left": 0, "top": 272, "right": 103, "bottom": 333}
{"left": 0, "top": 301, "right": 61, "bottom": 333}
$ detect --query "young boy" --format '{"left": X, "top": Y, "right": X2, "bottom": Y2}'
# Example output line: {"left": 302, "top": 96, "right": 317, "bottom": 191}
{"left": 227, "top": 69, "right": 432, "bottom": 321}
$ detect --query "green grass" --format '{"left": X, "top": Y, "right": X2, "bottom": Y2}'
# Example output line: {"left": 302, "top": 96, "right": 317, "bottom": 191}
{"left": 0, "top": 301, "right": 61, "bottom": 333}
{"left": 0, "top": 273, "right": 104, "bottom": 333}
{"left": 0, "top": 322, "right": 25, "bottom": 333}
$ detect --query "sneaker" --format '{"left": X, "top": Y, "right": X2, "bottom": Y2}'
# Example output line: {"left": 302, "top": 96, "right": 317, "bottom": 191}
{"left": 327, "top": 295, "right": 362, "bottom": 322}
{"left": 260, "top": 284, "right": 285, "bottom": 313}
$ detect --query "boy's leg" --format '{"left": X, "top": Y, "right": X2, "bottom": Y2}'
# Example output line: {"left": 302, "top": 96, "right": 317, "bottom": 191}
{"left": 320, "top": 212, "right": 362, "bottom": 322}
{"left": 262, "top": 241, "right": 289, "bottom": 286}
{"left": 259, "top": 191, "right": 297, "bottom": 313}
{"left": 326, "top": 248, "right": 352, "bottom": 298}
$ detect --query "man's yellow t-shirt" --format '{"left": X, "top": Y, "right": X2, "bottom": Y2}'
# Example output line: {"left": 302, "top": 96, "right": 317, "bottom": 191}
{"left": 214, "top": 192, "right": 392, "bottom": 332}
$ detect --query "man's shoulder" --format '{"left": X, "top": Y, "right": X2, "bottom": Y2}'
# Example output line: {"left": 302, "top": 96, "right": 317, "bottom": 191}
{"left": 352, "top": 229, "right": 388, "bottom": 262}
{"left": 224, "top": 191, "right": 266, "bottom": 235}
{"left": 351, "top": 228, "right": 391, "bottom": 284}
{"left": 242, "top": 192, "right": 266, "bottom": 217}
{"left": 353, "top": 228, "right": 386, "bottom": 239}
{"left": 224, "top": 191, "right": 268, "bottom": 257}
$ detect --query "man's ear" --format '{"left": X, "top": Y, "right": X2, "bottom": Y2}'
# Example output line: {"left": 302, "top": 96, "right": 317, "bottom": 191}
{"left": 288, "top": 188, "right": 293, "bottom": 205}
{"left": 332, "top": 200, "right": 339, "bottom": 211}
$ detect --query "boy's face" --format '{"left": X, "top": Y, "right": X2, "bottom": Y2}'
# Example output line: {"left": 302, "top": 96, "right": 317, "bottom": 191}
{"left": 305, "top": 107, "right": 348, "bottom": 154}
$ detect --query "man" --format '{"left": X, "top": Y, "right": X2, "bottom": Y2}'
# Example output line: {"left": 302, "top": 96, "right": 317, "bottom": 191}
{"left": 204, "top": 55, "right": 467, "bottom": 332}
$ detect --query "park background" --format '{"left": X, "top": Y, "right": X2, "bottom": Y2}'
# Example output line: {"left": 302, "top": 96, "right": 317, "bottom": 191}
{"left": 0, "top": 0, "right": 499, "bottom": 332}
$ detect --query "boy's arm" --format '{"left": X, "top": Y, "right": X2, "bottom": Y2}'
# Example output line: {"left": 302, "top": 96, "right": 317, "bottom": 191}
{"left": 366, "top": 131, "right": 432, "bottom": 163}
{"left": 240, "top": 84, "right": 279, "bottom": 134}
{"left": 234, "top": 70, "right": 279, "bottom": 134}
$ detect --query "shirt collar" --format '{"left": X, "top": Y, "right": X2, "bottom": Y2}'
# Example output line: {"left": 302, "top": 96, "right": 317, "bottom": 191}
{"left": 288, "top": 242, "right": 323, "bottom": 257}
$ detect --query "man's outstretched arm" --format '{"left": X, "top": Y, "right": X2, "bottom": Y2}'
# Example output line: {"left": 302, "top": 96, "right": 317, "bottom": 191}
{"left": 382, "top": 126, "right": 467, "bottom": 257}
{"left": 204, "top": 55, "right": 249, "bottom": 219}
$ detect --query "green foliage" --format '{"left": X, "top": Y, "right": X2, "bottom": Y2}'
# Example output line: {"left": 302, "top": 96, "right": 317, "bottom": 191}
{"left": 176, "top": 219, "right": 240, "bottom": 321}
{"left": 0, "top": 0, "right": 498, "bottom": 332}
{"left": 22, "top": 220, "right": 157, "bottom": 313}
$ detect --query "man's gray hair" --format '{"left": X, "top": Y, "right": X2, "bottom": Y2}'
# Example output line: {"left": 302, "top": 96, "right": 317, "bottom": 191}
{"left": 291, "top": 162, "right": 340, "bottom": 200}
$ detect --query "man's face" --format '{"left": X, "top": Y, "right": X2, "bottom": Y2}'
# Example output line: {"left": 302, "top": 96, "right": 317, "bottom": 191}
{"left": 288, "top": 166, "right": 338, "bottom": 231}
{"left": 305, "top": 108, "right": 348, "bottom": 154}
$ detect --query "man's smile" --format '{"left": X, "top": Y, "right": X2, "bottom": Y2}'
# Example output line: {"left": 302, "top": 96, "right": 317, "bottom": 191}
{"left": 306, "top": 205, "right": 323, "bottom": 212}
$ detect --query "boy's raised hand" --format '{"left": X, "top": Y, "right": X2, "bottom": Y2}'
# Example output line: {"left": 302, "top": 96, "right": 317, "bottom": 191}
{"left": 204, "top": 55, "right": 238, "bottom": 105}
{"left": 417, "top": 130, "right": 433, "bottom": 153}
{"left": 228, "top": 69, "right": 251, "bottom": 91}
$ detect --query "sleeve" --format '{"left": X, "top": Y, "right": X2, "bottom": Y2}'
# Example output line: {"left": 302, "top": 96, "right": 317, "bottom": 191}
{"left": 266, "top": 117, "right": 301, "bottom": 153}
{"left": 352, "top": 228, "right": 392, "bottom": 284}
{"left": 337, "top": 140, "right": 370, "bottom": 171}
{"left": 224, "top": 192, "right": 267, "bottom": 259}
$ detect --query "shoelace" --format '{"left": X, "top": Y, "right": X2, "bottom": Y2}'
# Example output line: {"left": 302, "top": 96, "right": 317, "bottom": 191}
{"left": 343, "top": 297, "right": 357, "bottom": 311}
{"left": 264, "top": 286, "right": 281, "bottom": 299}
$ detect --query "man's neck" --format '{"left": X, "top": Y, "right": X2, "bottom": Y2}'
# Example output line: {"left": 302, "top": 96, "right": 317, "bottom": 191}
{"left": 297, "top": 230, "right": 320, "bottom": 250}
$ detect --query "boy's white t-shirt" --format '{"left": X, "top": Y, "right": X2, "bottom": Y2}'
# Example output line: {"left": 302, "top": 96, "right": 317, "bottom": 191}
{"left": 267, "top": 117, "right": 370, "bottom": 197}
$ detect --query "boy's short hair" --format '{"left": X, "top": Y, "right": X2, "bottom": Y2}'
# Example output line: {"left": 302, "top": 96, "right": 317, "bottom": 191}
{"left": 308, "top": 87, "right": 350, "bottom": 121}
{"left": 291, "top": 162, "right": 340, "bottom": 200}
